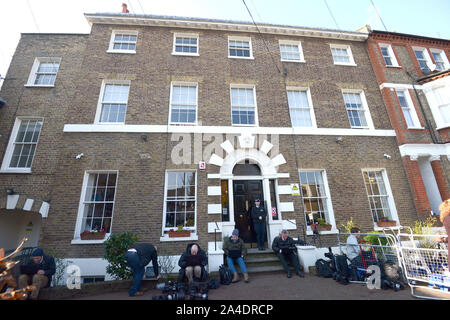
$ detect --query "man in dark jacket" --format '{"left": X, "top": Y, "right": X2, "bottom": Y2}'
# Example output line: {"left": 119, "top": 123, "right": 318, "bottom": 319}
{"left": 272, "top": 230, "right": 304, "bottom": 278}
{"left": 177, "top": 243, "right": 208, "bottom": 284}
{"left": 223, "top": 229, "right": 249, "bottom": 283}
{"left": 125, "top": 243, "right": 159, "bottom": 297}
{"left": 18, "top": 248, "right": 56, "bottom": 299}
{"left": 250, "top": 199, "right": 267, "bottom": 250}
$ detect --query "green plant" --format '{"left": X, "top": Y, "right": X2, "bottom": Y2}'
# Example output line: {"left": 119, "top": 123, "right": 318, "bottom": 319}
{"left": 316, "top": 218, "right": 330, "bottom": 226}
{"left": 104, "top": 232, "right": 139, "bottom": 280}
{"left": 363, "top": 231, "right": 388, "bottom": 246}
{"left": 46, "top": 249, "right": 73, "bottom": 287}
{"left": 411, "top": 215, "right": 437, "bottom": 235}
{"left": 340, "top": 217, "right": 360, "bottom": 233}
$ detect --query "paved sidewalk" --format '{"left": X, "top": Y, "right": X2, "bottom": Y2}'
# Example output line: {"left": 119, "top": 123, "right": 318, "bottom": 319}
{"left": 71, "top": 272, "right": 415, "bottom": 300}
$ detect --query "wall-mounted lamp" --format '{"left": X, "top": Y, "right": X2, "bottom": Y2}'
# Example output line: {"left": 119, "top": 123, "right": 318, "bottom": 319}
{"left": 75, "top": 153, "right": 84, "bottom": 160}
{"left": 384, "top": 153, "right": 392, "bottom": 159}
{"left": 335, "top": 137, "right": 343, "bottom": 144}
{"left": 5, "top": 188, "right": 15, "bottom": 195}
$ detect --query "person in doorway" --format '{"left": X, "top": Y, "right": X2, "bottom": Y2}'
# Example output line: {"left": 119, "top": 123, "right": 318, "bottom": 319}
{"left": 439, "top": 199, "right": 450, "bottom": 269}
{"left": 346, "top": 227, "right": 362, "bottom": 281}
{"left": 250, "top": 199, "right": 267, "bottom": 250}
{"left": 223, "top": 229, "right": 249, "bottom": 283}
{"left": 18, "top": 248, "right": 55, "bottom": 300}
{"left": 124, "top": 243, "right": 159, "bottom": 297}
{"left": 177, "top": 243, "right": 208, "bottom": 284}
{"left": 272, "top": 230, "right": 304, "bottom": 278}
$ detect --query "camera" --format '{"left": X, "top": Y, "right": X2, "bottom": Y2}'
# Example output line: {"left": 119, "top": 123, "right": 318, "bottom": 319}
{"left": 153, "top": 280, "right": 186, "bottom": 300}
{"left": 189, "top": 282, "right": 208, "bottom": 300}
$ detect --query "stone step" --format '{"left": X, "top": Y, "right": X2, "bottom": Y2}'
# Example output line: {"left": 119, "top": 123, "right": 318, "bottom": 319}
{"left": 246, "top": 265, "right": 285, "bottom": 273}
{"left": 245, "top": 256, "right": 280, "bottom": 264}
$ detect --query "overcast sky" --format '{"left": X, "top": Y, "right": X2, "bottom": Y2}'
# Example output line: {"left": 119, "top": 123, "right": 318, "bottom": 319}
{"left": 1, "top": 0, "right": 449, "bottom": 87}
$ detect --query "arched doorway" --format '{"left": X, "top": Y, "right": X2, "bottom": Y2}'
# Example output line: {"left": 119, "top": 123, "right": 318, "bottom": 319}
{"left": 232, "top": 161, "right": 265, "bottom": 243}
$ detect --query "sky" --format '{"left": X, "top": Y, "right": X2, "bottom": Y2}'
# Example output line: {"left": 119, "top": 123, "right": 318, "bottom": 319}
{"left": 0, "top": 0, "right": 449, "bottom": 87}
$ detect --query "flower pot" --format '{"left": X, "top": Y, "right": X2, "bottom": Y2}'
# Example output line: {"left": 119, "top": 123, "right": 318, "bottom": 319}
{"left": 311, "top": 224, "right": 332, "bottom": 231}
{"left": 377, "top": 220, "right": 397, "bottom": 227}
{"left": 80, "top": 231, "right": 106, "bottom": 240}
{"left": 168, "top": 231, "right": 191, "bottom": 238}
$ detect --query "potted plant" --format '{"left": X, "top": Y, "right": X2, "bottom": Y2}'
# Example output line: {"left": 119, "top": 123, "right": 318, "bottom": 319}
{"left": 80, "top": 228, "right": 106, "bottom": 240}
{"left": 311, "top": 218, "right": 332, "bottom": 231}
{"left": 377, "top": 217, "right": 397, "bottom": 227}
{"left": 168, "top": 225, "right": 191, "bottom": 238}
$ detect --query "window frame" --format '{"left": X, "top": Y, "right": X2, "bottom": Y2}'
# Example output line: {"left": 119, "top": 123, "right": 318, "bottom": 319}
{"left": 107, "top": 30, "right": 138, "bottom": 54}
{"left": 230, "top": 84, "right": 259, "bottom": 127}
{"left": 298, "top": 169, "right": 336, "bottom": 232}
{"left": 168, "top": 81, "right": 199, "bottom": 125}
{"left": 412, "top": 46, "right": 435, "bottom": 73}
{"left": 279, "top": 40, "right": 305, "bottom": 63}
{"left": 429, "top": 48, "right": 450, "bottom": 71}
{"left": 395, "top": 89, "right": 422, "bottom": 129}
{"left": 361, "top": 168, "right": 399, "bottom": 228}
{"left": 0, "top": 117, "right": 44, "bottom": 173}
{"left": 379, "top": 43, "right": 400, "bottom": 67}
{"left": 172, "top": 33, "right": 199, "bottom": 56}
{"left": 341, "top": 89, "right": 374, "bottom": 129}
{"left": 94, "top": 80, "right": 131, "bottom": 125}
{"left": 25, "top": 57, "right": 61, "bottom": 87}
{"left": 286, "top": 86, "right": 317, "bottom": 128}
{"left": 162, "top": 170, "right": 198, "bottom": 235}
{"left": 228, "top": 36, "right": 254, "bottom": 60}
{"left": 330, "top": 44, "right": 356, "bottom": 66}
{"left": 424, "top": 84, "right": 450, "bottom": 129}
{"left": 73, "top": 170, "right": 119, "bottom": 242}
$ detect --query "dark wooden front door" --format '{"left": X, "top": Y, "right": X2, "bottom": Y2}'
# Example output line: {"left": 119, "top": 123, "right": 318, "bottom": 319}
{"left": 233, "top": 180, "right": 264, "bottom": 243}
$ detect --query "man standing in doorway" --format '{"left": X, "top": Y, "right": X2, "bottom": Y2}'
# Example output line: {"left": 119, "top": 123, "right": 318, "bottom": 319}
{"left": 250, "top": 199, "right": 267, "bottom": 250}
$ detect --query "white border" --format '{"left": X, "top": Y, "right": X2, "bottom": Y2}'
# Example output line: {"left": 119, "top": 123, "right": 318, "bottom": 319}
{"left": 412, "top": 46, "right": 436, "bottom": 72}
{"left": 0, "top": 117, "right": 44, "bottom": 173}
{"left": 394, "top": 88, "right": 423, "bottom": 129}
{"left": 168, "top": 81, "right": 198, "bottom": 125}
{"left": 228, "top": 36, "right": 254, "bottom": 60}
{"left": 72, "top": 170, "right": 119, "bottom": 244}
{"left": 107, "top": 30, "right": 138, "bottom": 54}
{"left": 94, "top": 79, "right": 131, "bottom": 124}
{"left": 379, "top": 43, "right": 400, "bottom": 67}
{"left": 330, "top": 44, "right": 356, "bottom": 66}
{"left": 429, "top": 48, "right": 450, "bottom": 71}
{"left": 279, "top": 40, "right": 305, "bottom": 63}
{"left": 341, "top": 89, "right": 374, "bottom": 130}
{"left": 286, "top": 86, "right": 317, "bottom": 128}
{"left": 25, "top": 57, "right": 61, "bottom": 87}
{"left": 172, "top": 32, "right": 199, "bottom": 56}
{"left": 230, "top": 84, "right": 259, "bottom": 127}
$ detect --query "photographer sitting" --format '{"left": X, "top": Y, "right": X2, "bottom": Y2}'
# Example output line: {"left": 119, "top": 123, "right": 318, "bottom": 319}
{"left": 177, "top": 243, "right": 208, "bottom": 284}
{"left": 18, "top": 248, "right": 55, "bottom": 300}
{"left": 346, "top": 227, "right": 362, "bottom": 281}
{"left": 223, "top": 229, "right": 249, "bottom": 283}
{"left": 272, "top": 230, "right": 304, "bottom": 278}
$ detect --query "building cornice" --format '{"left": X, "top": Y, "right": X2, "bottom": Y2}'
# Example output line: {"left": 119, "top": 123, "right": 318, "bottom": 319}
{"left": 84, "top": 13, "right": 368, "bottom": 42}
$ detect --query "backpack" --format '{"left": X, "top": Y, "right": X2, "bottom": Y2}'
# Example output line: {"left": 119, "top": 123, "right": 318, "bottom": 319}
{"left": 219, "top": 264, "right": 232, "bottom": 285}
{"left": 315, "top": 259, "right": 333, "bottom": 278}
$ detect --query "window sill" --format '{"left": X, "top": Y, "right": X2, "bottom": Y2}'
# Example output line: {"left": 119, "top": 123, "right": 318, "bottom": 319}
{"left": 231, "top": 124, "right": 258, "bottom": 127}
{"left": 24, "top": 84, "right": 55, "bottom": 88}
{"left": 160, "top": 234, "right": 199, "bottom": 242}
{"left": 306, "top": 228, "right": 339, "bottom": 236}
{"left": 333, "top": 63, "right": 357, "bottom": 67}
{"left": 373, "top": 224, "right": 400, "bottom": 231}
{"left": 436, "top": 125, "right": 450, "bottom": 131}
{"left": 406, "top": 126, "right": 425, "bottom": 130}
{"left": 281, "top": 59, "right": 306, "bottom": 63}
{"left": 386, "top": 65, "right": 402, "bottom": 69}
{"left": 71, "top": 236, "right": 109, "bottom": 245}
{"left": 106, "top": 50, "right": 136, "bottom": 54}
{"left": 171, "top": 52, "right": 199, "bottom": 57}
{"left": 0, "top": 169, "right": 32, "bottom": 174}
{"left": 228, "top": 56, "right": 255, "bottom": 60}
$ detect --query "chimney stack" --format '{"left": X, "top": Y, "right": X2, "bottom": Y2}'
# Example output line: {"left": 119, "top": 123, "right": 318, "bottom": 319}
{"left": 122, "top": 3, "right": 129, "bottom": 13}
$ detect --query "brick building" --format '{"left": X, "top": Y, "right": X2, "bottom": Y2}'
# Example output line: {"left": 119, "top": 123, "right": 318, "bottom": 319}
{"left": 364, "top": 27, "right": 450, "bottom": 218}
{"left": 0, "top": 12, "right": 423, "bottom": 279}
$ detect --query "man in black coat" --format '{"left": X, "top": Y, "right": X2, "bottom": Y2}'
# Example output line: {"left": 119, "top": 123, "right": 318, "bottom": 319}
{"left": 18, "top": 248, "right": 56, "bottom": 299}
{"left": 125, "top": 243, "right": 159, "bottom": 297}
{"left": 177, "top": 243, "right": 208, "bottom": 283}
{"left": 250, "top": 199, "right": 267, "bottom": 250}
{"left": 272, "top": 230, "right": 304, "bottom": 278}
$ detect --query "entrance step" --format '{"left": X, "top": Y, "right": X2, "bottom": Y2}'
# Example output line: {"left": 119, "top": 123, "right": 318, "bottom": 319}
{"left": 234, "top": 247, "right": 287, "bottom": 274}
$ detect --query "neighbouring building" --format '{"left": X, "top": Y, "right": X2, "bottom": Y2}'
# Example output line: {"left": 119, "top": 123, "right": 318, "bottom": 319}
{"left": 0, "top": 10, "right": 426, "bottom": 279}
{"left": 364, "top": 27, "right": 450, "bottom": 219}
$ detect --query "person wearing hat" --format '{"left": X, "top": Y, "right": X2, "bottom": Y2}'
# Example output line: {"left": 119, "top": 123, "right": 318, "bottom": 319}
{"left": 223, "top": 229, "right": 249, "bottom": 283}
{"left": 18, "top": 248, "right": 56, "bottom": 299}
{"left": 250, "top": 199, "right": 267, "bottom": 250}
